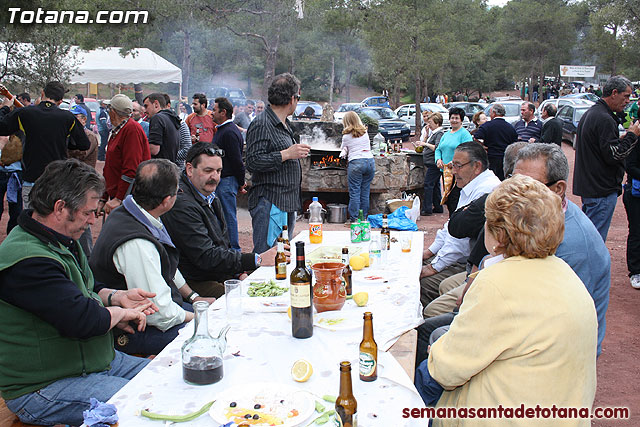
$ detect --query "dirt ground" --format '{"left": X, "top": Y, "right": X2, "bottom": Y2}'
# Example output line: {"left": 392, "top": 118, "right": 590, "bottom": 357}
{"left": 0, "top": 141, "right": 636, "bottom": 424}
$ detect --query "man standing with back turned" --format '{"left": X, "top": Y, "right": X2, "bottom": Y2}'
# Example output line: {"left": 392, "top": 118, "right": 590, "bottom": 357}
{"left": 574, "top": 75, "right": 640, "bottom": 241}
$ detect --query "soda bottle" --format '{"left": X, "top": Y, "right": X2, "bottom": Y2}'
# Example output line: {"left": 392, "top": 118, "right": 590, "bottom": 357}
{"left": 335, "top": 361, "right": 357, "bottom": 427}
{"left": 359, "top": 312, "right": 378, "bottom": 382}
{"left": 309, "top": 197, "right": 323, "bottom": 244}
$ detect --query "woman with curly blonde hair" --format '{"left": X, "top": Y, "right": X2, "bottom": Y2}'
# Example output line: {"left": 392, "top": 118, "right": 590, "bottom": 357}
{"left": 422, "top": 175, "right": 597, "bottom": 425}
{"left": 340, "top": 111, "right": 375, "bottom": 222}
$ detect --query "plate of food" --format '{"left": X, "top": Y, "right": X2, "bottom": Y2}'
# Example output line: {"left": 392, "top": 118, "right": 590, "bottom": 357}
{"left": 314, "top": 310, "right": 362, "bottom": 331}
{"left": 306, "top": 246, "right": 362, "bottom": 265}
{"left": 209, "top": 382, "right": 315, "bottom": 426}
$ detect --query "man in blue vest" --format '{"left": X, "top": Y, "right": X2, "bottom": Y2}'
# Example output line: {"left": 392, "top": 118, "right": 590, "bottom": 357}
{"left": 0, "top": 159, "right": 156, "bottom": 426}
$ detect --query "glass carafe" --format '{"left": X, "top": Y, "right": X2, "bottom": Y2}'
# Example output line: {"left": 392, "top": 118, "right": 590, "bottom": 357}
{"left": 181, "top": 301, "right": 230, "bottom": 385}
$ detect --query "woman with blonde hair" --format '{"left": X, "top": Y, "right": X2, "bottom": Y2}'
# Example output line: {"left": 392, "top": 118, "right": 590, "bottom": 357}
{"left": 340, "top": 111, "right": 375, "bottom": 222}
{"left": 419, "top": 175, "right": 597, "bottom": 425}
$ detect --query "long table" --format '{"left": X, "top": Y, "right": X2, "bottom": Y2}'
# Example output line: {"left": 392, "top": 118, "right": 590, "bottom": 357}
{"left": 105, "top": 230, "right": 426, "bottom": 426}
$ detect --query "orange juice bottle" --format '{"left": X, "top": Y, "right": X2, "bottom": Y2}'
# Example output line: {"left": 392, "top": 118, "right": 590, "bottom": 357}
{"left": 309, "top": 197, "right": 323, "bottom": 244}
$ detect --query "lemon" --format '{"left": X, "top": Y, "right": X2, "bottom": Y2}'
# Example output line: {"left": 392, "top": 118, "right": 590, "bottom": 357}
{"left": 287, "top": 306, "right": 292, "bottom": 319}
{"left": 415, "top": 145, "right": 424, "bottom": 153}
{"left": 291, "top": 359, "right": 313, "bottom": 382}
{"left": 349, "top": 255, "right": 365, "bottom": 271}
{"left": 353, "top": 292, "right": 369, "bottom": 307}
{"left": 360, "top": 252, "right": 370, "bottom": 267}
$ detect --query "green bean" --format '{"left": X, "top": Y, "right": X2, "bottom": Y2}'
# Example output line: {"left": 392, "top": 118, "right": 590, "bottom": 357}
{"left": 306, "top": 409, "right": 336, "bottom": 426}
{"left": 315, "top": 401, "right": 326, "bottom": 413}
{"left": 322, "top": 394, "right": 337, "bottom": 403}
{"left": 247, "top": 279, "right": 288, "bottom": 297}
{"left": 140, "top": 400, "right": 215, "bottom": 422}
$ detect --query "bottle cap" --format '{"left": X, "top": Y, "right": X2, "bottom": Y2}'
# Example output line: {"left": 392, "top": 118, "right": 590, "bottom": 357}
{"left": 312, "top": 197, "right": 318, "bottom": 202}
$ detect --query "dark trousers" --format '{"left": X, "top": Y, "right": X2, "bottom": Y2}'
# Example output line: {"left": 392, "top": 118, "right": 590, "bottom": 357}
{"left": 416, "top": 311, "right": 457, "bottom": 367}
{"left": 623, "top": 188, "right": 640, "bottom": 275}
{"left": 444, "top": 184, "right": 460, "bottom": 217}
{"left": 488, "top": 155, "right": 505, "bottom": 181}
{"left": 98, "top": 130, "right": 109, "bottom": 161}
{"left": 0, "top": 170, "right": 22, "bottom": 234}
{"left": 422, "top": 165, "right": 443, "bottom": 214}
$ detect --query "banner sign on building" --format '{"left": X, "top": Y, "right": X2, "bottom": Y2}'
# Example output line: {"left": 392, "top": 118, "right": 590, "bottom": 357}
{"left": 560, "top": 65, "right": 596, "bottom": 78}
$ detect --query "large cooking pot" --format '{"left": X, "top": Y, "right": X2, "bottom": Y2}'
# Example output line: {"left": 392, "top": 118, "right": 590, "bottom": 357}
{"left": 327, "top": 203, "right": 348, "bottom": 223}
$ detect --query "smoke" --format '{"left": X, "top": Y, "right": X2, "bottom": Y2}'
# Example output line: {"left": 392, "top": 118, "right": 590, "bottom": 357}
{"left": 299, "top": 126, "right": 341, "bottom": 150}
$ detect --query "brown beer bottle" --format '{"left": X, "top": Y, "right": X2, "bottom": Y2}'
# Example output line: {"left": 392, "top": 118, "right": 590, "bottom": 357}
{"left": 341, "top": 247, "right": 352, "bottom": 296}
{"left": 359, "top": 312, "right": 378, "bottom": 382}
{"left": 335, "top": 361, "right": 357, "bottom": 427}
{"left": 282, "top": 225, "right": 290, "bottom": 264}
{"left": 290, "top": 241, "right": 313, "bottom": 338}
{"left": 275, "top": 239, "right": 287, "bottom": 280}
{"left": 380, "top": 214, "right": 391, "bottom": 250}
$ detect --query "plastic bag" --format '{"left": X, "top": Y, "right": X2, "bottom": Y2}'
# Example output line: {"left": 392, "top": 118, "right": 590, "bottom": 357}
{"left": 405, "top": 197, "right": 421, "bottom": 222}
{"left": 368, "top": 206, "right": 418, "bottom": 231}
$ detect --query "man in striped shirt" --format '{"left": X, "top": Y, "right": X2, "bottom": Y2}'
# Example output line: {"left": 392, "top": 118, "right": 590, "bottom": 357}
{"left": 513, "top": 102, "right": 542, "bottom": 142}
{"left": 245, "top": 73, "right": 311, "bottom": 253}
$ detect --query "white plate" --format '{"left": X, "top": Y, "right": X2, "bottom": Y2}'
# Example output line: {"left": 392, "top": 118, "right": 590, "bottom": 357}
{"left": 314, "top": 309, "right": 363, "bottom": 331}
{"left": 209, "top": 382, "right": 315, "bottom": 427}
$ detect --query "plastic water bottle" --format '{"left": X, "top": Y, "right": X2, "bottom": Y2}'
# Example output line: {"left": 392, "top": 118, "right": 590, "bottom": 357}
{"left": 309, "top": 197, "right": 323, "bottom": 244}
{"left": 373, "top": 133, "right": 385, "bottom": 155}
{"left": 369, "top": 236, "right": 381, "bottom": 267}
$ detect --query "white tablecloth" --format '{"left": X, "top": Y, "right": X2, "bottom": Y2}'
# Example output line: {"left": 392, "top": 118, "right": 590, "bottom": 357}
{"left": 106, "top": 230, "right": 426, "bottom": 426}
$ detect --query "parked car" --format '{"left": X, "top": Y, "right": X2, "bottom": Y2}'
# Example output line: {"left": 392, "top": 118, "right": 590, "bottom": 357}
{"left": 358, "top": 106, "right": 410, "bottom": 142}
{"left": 444, "top": 102, "right": 488, "bottom": 121}
{"left": 483, "top": 100, "right": 526, "bottom": 125}
{"left": 561, "top": 92, "right": 599, "bottom": 103}
{"left": 294, "top": 101, "right": 323, "bottom": 119}
{"left": 207, "top": 86, "right": 246, "bottom": 106}
{"left": 536, "top": 98, "right": 593, "bottom": 120}
{"left": 395, "top": 103, "right": 470, "bottom": 133}
{"left": 60, "top": 98, "right": 98, "bottom": 127}
{"left": 361, "top": 96, "right": 390, "bottom": 108}
{"left": 334, "top": 102, "right": 363, "bottom": 122}
{"left": 557, "top": 104, "right": 591, "bottom": 148}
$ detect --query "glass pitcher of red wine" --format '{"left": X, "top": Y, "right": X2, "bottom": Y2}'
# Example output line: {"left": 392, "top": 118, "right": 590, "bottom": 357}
{"left": 181, "top": 301, "right": 230, "bottom": 385}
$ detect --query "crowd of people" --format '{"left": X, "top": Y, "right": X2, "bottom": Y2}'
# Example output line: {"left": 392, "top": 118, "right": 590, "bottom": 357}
{"left": 0, "top": 72, "right": 637, "bottom": 425}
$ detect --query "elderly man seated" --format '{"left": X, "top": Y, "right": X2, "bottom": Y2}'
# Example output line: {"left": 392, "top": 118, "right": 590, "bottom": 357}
{"left": 420, "top": 141, "right": 500, "bottom": 307}
{"left": 0, "top": 159, "right": 154, "bottom": 426}
{"left": 91, "top": 159, "right": 214, "bottom": 356}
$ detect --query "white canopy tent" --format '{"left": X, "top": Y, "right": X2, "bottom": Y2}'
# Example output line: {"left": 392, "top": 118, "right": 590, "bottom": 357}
{"left": 69, "top": 47, "right": 182, "bottom": 88}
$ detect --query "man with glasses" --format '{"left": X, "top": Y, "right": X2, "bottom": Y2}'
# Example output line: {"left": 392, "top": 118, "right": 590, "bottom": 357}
{"left": 163, "top": 143, "right": 280, "bottom": 298}
{"left": 246, "top": 73, "right": 311, "bottom": 253}
{"left": 91, "top": 159, "right": 212, "bottom": 356}
{"left": 101, "top": 94, "right": 150, "bottom": 215}
{"left": 420, "top": 141, "right": 500, "bottom": 307}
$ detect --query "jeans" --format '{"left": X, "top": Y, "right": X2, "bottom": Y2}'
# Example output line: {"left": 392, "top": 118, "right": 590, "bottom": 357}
{"left": 416, "top": 311, "right": 457, "bottom": 367}
{"left": 250, "top": 196, "right": 296, "bottom": 254}
{"left": 0, "top": 170, "right": 22, "bottom": 234}
{"left": 623, "top": 188, "right": 640, "bottom": 276}
{"left": 581, "top": 192, "right": 618, "bottom": 242}
{"left": 347, "top": 158, "right": 375, "bottom": 220}
{"left": 5, "top": 350, "right": 149, "bottom": 426}
{"left": 21, "top": 182, "right": 33, "bottom": 210}
{"left": 422, "top": 165, "right": 442, "bottom": 214}
{"left": 98, "top": 129, "right": 109, "bottom": 161}
{"left": 216, "top": 176, "right": 240, "bottom": 250}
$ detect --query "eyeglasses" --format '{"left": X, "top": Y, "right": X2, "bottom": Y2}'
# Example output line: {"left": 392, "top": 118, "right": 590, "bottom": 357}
{"left": 544, "top": 179, "right": 559, "bottom": 188}
{"left": 451, "top": 160, "right": 472, "bottom": 170}
{"left": 204, "top": 147, "right": 225, "bottom": 157}
{"left": 294, "top": 94, "right": 301, "bottom": 101}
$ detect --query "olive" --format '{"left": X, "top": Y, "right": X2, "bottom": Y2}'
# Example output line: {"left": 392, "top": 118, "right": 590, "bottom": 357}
{"left": 254, "top": 404, "right": 262, "bottom": 409}
{"left": 253, "top": 414, "right": 260, "bottom": 420}
{"left": 244, "top": 413, "right": 252, "bottom": 419}
{"left": 280, "top": 399, "right": 285, "bottom": 404}
{"left": 229, "top": 402, "right": 237, "bottom": 407}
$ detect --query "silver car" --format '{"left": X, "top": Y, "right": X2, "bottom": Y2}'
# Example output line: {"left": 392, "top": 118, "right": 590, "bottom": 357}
{"left": 395, "top": 103, "right": 469, "bottom": 133}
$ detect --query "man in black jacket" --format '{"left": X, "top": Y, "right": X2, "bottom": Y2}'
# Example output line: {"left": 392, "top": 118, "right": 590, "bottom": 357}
{"left": 573, "top": 75, "right": 640, "bottom": 241}
{"left": 473, "top": 103, "right": 518, "bottom": 180}
{"left": 143, "top": 93, "right": 181, "bottom": 162}
{"left": 162, "top": 143, "right": 280, "bottom": 298}
{"left": 537, "top": 103, "right": 563, "bottom": 146}
{"left": 0, "top": 81, "right": 90, "bottom": 208}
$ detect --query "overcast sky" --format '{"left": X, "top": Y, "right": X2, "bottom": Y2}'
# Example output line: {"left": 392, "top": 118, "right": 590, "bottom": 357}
{"left": 486, "top": 0, "right": 510, "bottom": 6}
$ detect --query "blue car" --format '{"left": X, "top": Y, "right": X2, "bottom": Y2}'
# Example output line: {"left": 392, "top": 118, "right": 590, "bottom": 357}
{"left": 362, "top": 96, "right": 390, "bottom": 109}
{"left": 358, "top": 107, "right": 411, "bottom": 142}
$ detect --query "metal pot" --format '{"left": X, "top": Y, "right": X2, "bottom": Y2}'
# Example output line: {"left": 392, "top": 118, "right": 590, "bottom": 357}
{"left": 327, "top": 203, "right": 348, "bottom": 223}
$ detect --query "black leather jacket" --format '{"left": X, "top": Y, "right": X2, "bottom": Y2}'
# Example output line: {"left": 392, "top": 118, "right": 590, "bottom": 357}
{"left": 162, "top": 172, "right": 257, "bottom": 282}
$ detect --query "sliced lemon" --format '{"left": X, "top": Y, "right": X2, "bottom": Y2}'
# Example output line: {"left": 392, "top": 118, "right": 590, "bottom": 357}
{"left": 287, "top": 306, "right": 292, "bottom": 319}
{"left": 291, "top": 359, "right": 313, "bottom": 382}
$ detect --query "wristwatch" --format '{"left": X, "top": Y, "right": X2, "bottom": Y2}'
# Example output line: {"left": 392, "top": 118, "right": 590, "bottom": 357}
{"left": 187, "top": 290, "right": 199, "bottom": 303}
{"left": 255, "top": 253, "right": 262, "bottom": 268}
